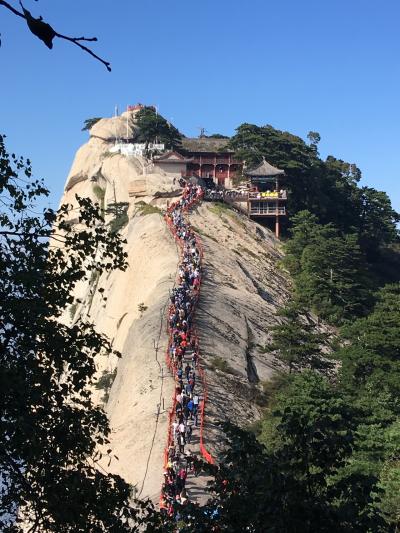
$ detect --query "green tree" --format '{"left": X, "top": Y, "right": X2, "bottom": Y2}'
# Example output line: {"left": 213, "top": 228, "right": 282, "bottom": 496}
{"left": 268, "top": 373, "right": 356, "bottom": 487}
{"left": 283, "top": 210, "right": 321, "bottom": 275}
{"left": 187, "top": 375, "right": 383, "bottom": 532}
{"left": 284, "top": 211, "right": 372, "bottom": 323}
{"left": 297, "top": 231, "right": 372, "bottom": 322}
{"left": 267, "top": 304, "right": 330, "bottom": 373}
{"left": 0, "top": 135, "right": 167, "bottom": 532}
{"left": 319, "top": 156, "right": 362, "bottom": 233}
{"left": 307, "top": 131, "right": 321, "bottom": 155}
{"left": 106, "top": 201, "right": 129, "bottom": 234}
{"left": 332, "top": 284, "right": 400, "bottom": 528}
{"left": 339, "top": 284, "right": 400, "bottom": 394}
{"left": 135, "top": 106, "right": 182, "bottom": 150}
{"left": 259, "top": 373, "right": 384, "bottom": 532}
{"left": 228, "top": 123, "right": 399, "bottom": 254}
{"left": 206, "top": 133, "right": 229, "bottom": 139}
{"left": 355, "top": 187, "right": 400, "bottom": 258}
{"left": 377, "top": 421, "right": 400, "bottom": 530}
{"left": 378, "top": 459, "right": 400, "bottom": 530}
{"left": 82, "top": 117, "right": 102, "bottom": 131}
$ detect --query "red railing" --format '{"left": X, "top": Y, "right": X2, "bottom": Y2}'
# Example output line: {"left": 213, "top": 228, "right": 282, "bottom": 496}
{"left": 161, "top": 187, "right": 214, "bottom": 490}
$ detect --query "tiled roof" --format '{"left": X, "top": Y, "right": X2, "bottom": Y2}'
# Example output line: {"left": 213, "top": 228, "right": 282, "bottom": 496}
{"left": 181, "top": 137, "right": 233, "bottom": 153}
{"left": 246, "top": 158, "right": 284, "bottom": 177}
{"left": 153, "top": 151, "right": 192, "bottom": 163}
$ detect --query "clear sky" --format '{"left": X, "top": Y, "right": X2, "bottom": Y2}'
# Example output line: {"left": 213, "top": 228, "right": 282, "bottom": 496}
{"left": 1, "top": 0, "right": 399, "bottom": 211}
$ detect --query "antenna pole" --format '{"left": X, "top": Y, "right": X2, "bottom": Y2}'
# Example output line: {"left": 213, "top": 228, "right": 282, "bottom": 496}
{"left": 114, "top": 105, "right": 118, "bottom": 145}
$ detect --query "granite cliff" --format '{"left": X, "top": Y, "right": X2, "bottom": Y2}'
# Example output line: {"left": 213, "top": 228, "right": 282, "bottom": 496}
{"left": 59, "top": 112, "right": 291, "bottom": 501}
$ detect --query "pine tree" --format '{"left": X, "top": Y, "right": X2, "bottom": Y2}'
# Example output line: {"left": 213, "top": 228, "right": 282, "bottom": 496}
{"left": 268, "top": 304, "right": 330, "bottom": 374}
{"left": 297, "top": 231, "right": 372, "bottom": 322}
{"left": 283, "top": 210, "right": 321, "bottom": 276}
{"left": 339, "top": 283, "right": 400, "bottom": 390}
{"left": 135, "top": 107, "right": 182, "bottom": 150}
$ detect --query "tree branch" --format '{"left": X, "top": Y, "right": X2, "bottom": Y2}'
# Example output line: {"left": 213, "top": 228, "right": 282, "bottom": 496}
{"left": 54, "top": 31, "right": 111, "bottom": 72}
{"left": 0, "top": 0, "right": 111, "bottom": 71}
{"left": 0, "top": 0, "right": 24, "bottom": 18}
{"left": 0, "top": 450, "right": 45, "bottom": 530}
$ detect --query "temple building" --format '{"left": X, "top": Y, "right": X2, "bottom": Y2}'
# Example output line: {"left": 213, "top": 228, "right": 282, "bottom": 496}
{"left": 180, "top": 138, "right": 242, "bottom": 188}
{"left": 153, "top": 151, "right": 193, "bottom": 176}
{"left": 246, "top": 159, "right": 287, "bottom": 238}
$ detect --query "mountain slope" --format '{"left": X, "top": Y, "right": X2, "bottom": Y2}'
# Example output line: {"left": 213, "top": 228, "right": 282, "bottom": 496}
{"left": 188, "top": 203, "right": 290, "bottom": 456}
{"left": 59, "top": 116, "right": 292, "bottom": 501}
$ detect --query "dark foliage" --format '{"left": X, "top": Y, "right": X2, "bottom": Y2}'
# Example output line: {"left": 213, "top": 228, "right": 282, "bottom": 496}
{"left": 0, "top": 135, "right": 169, "bottom": 532}
{"left": 135, "top": 106, "right": 182, "bottom": 150}
{"left": 228, "top": 123, "right": 399, "bottom": 255}
{"left": 267, "top": 304, "right": 331, "bottom": 373}
{"left": 106, "top": 202, "right": 129, "bottom": 234}
{"left": 283, "top": 211, "right": 373, "bottom": 324}
{"left": 82, "top": 117, "right": 102, "bottom": 131}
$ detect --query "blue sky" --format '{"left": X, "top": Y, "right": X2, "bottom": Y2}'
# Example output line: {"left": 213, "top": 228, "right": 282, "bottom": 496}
{"left": 0, "top": 0, "right": 399, "bottom": 211}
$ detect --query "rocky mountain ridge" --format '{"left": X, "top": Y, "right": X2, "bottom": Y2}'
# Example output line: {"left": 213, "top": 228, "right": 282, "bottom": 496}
{"left": 59, "top": 113, "right": 291, "bottom": 500}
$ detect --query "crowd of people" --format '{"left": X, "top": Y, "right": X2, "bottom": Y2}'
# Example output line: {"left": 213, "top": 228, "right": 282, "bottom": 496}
{"left": 203, "top": 187, "right": 286, "bottom": 202}
{"left": 203, "top": 188, "right": 248, "bottom": 202}
{"left": 160, "top": 182, "right": 205, "bottom": 518}
{"left": 203, "top": 189, "right": 224, "bottom": 201}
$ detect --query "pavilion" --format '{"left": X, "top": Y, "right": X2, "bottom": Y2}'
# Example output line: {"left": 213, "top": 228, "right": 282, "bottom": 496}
{"left": 246, "top": 158, "right": 287, "bottom": 238}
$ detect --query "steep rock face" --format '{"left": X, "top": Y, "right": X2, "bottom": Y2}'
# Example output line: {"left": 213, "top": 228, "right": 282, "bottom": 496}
{"left": 89, "top": 113, "right": 138, "bottom": 142}
{"left": 188, "top": 204, "right": 291, "bottom": 455}
{"left": 59, "top": 112, "right": 184, "bottom": 500}
{"left": 59, "top": 116, "right": 292, "bottom": 500}
{"left": 97, "top": 214, "right": 178, "bottom": 500}
{"left": 63, "top": 111, "right": 178, "bottom": 213}
{"left": 64, "top": 208, "right": 178, "bottom": 500}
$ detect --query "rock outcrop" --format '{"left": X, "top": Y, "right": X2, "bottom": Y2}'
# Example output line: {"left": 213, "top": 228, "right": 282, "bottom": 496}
{"left": 59, "top": 114, "right": 292, "bottom": 501}
{"left": 63, "top": 110, "right": 179, "bottom": 214}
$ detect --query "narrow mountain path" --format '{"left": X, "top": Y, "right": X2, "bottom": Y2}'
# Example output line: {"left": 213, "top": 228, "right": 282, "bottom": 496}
{"left": 180, "top": 346, "right": 213, "bottom": 506}
{"left": 159, "top": 183, "right": 214, "bottom": 515}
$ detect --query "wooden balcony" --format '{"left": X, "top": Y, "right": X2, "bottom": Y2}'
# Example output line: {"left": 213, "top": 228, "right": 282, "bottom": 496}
{"left": 198, "top": 157, "right": 215, "bottom": 165}
{"left": 190, "top": 156, "right": 242, "bottom": 166}
{"left": 250, "top": 201, "right": 286, "bottom": 216}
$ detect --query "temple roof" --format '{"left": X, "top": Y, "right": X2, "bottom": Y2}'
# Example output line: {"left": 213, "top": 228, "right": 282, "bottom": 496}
{"left": 246, "top": 158, "right": 285, "bottom": 177}
{"left": 181, "top": 137, "right": 233, "bottom": 153}
{"left": 153, "top": 150, "right": 193, "bottom": 163}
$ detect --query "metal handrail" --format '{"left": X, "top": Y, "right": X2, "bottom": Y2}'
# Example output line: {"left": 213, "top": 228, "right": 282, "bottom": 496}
{"left": 250, "top": 206, "right": 286, "bottom": 215}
